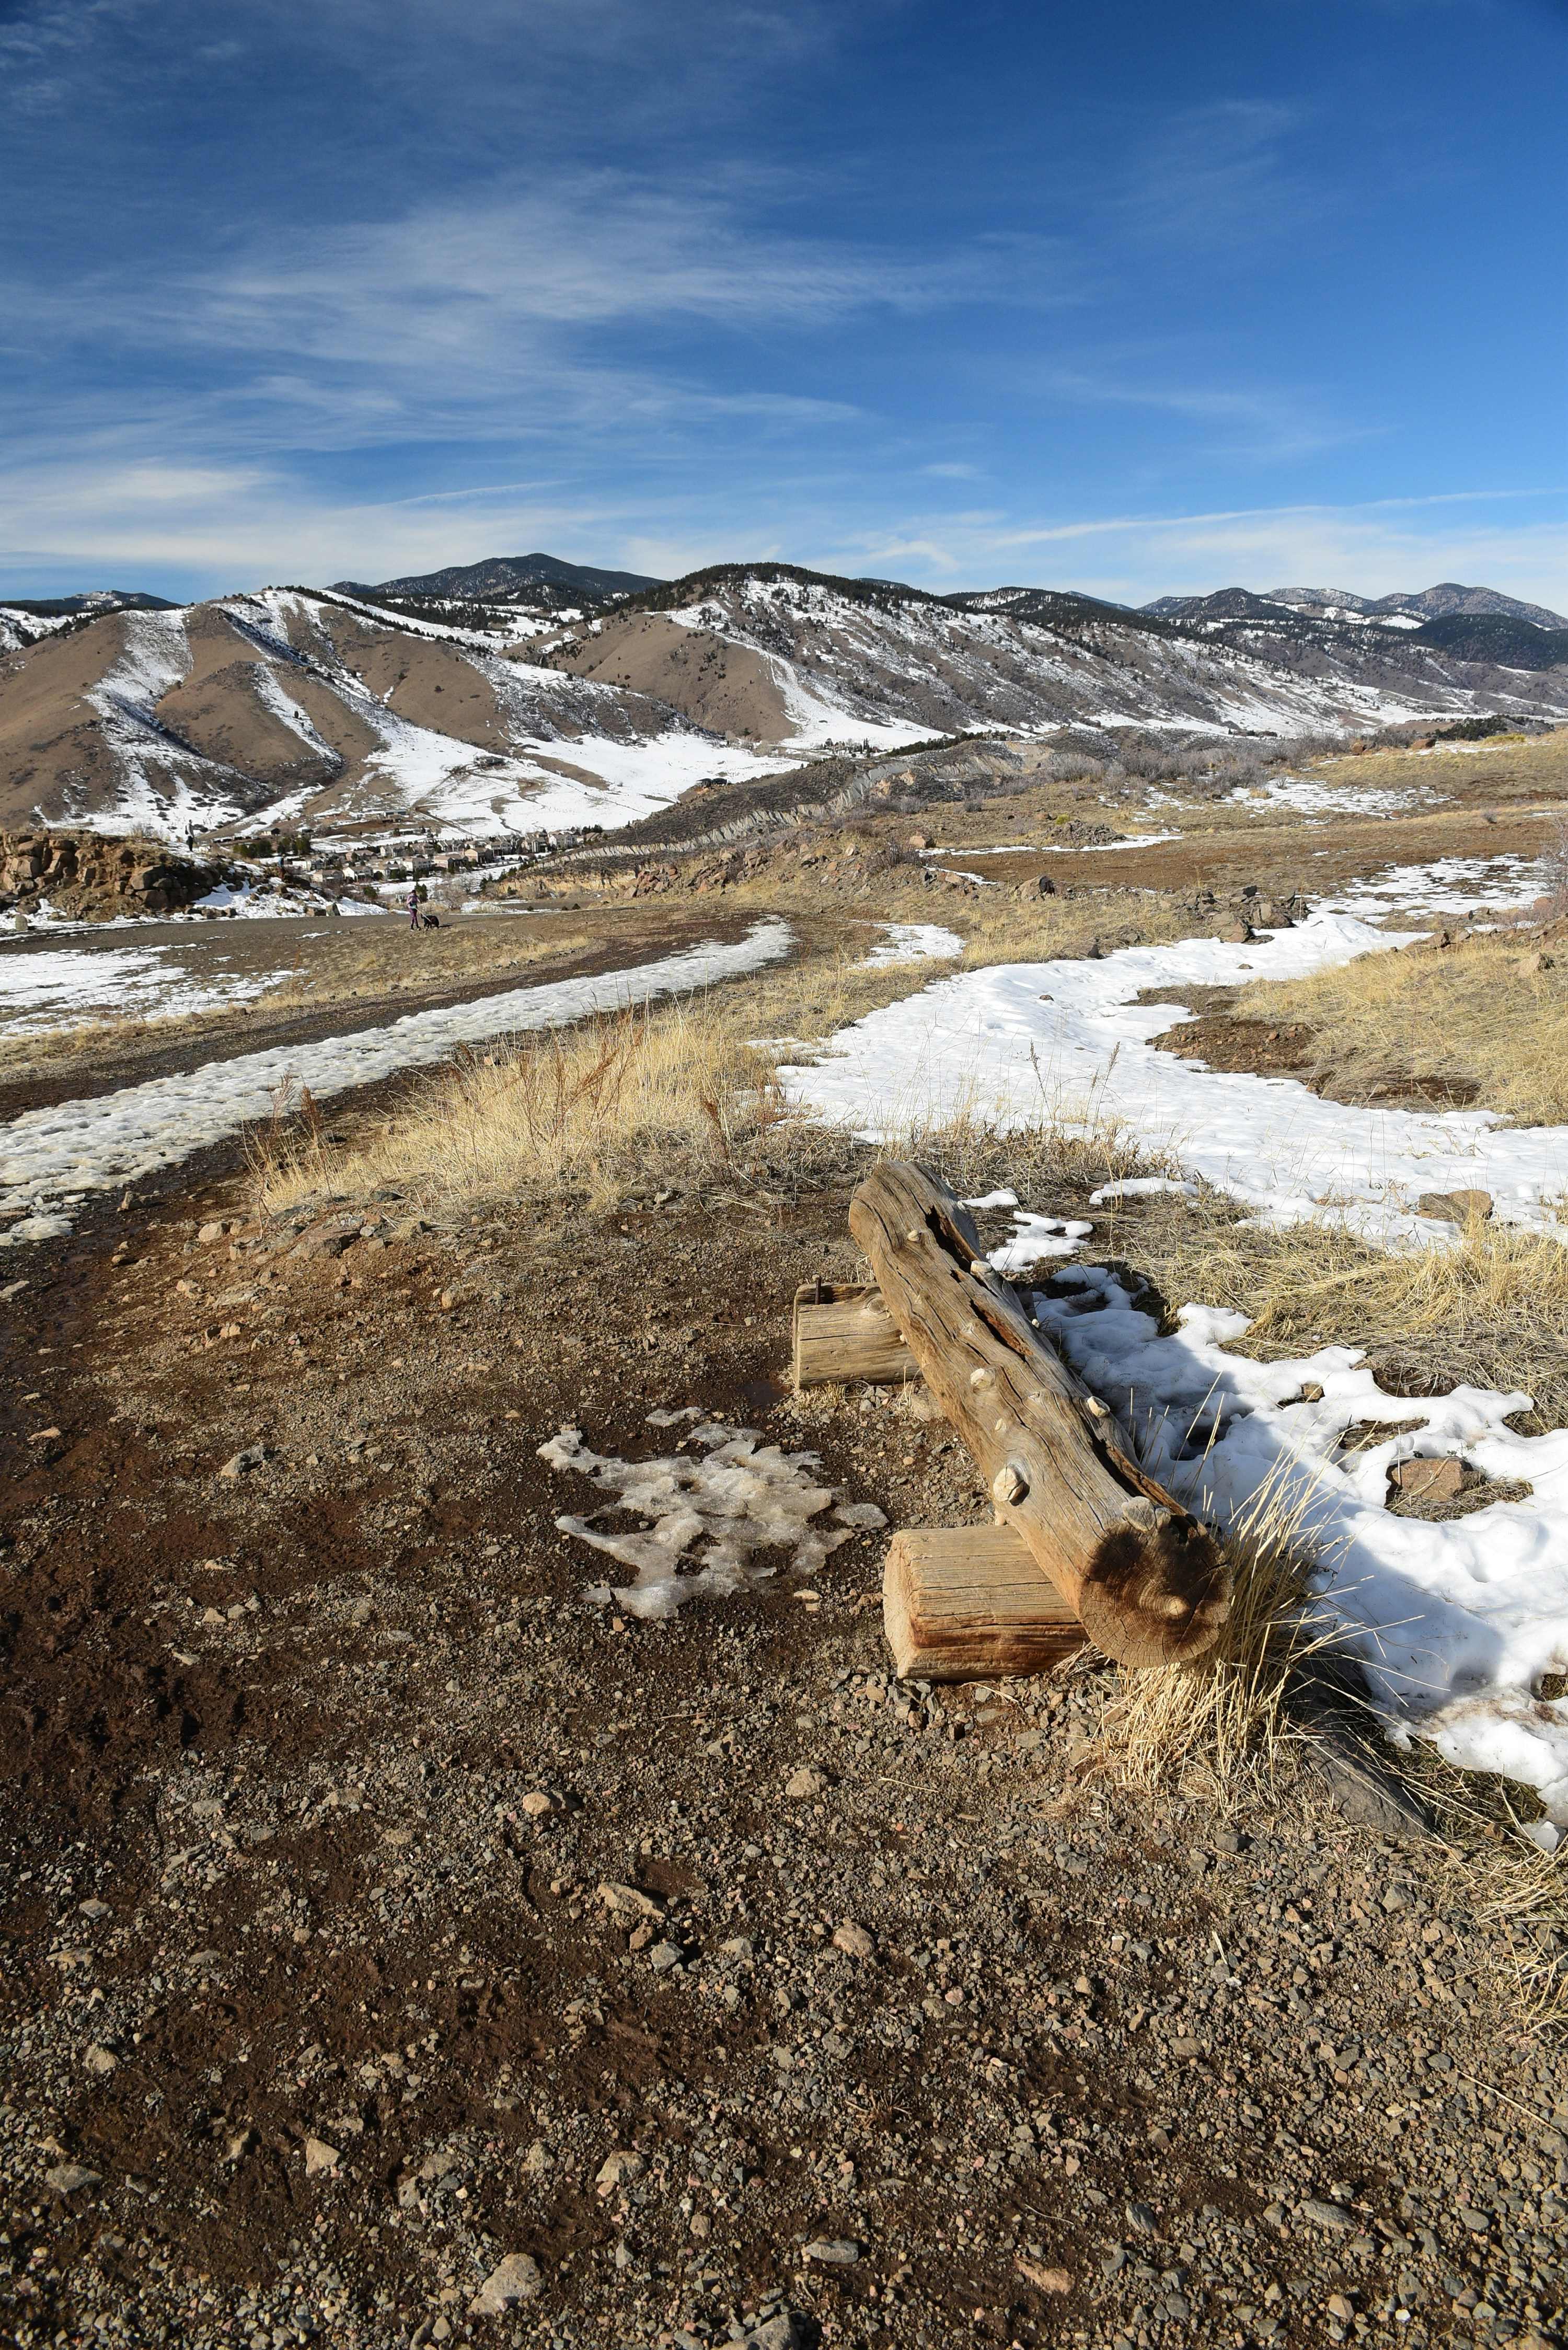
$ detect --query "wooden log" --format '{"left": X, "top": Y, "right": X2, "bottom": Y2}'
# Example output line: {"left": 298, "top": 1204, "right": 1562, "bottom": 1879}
{"left": 883, "top": 1523, "right": 1085, "bottom": 1681}
{"left": 849, "top": 1161, "right": 1231, "bottom": 1667}
{"left": 792, "top": 1281, "right": 919, "bottom": 1389}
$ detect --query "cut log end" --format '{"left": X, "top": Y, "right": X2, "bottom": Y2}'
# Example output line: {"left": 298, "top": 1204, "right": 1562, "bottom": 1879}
{"left": 1078, "top": 1516, "right": 1233, "bottom": 1668}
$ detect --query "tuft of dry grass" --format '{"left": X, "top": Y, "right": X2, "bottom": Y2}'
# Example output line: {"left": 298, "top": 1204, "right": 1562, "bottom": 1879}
{"left": 1093, "top": 1472, "right": 1329, "bottom": 1811}
{"left": 1236, "top": 929, "right": 1568, "bottom": 1124}
{"left": 949, "top": 885, "right": 1198, "bottom": 971}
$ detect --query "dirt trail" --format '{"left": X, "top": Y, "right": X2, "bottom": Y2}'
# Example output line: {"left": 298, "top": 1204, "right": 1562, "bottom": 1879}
{"left": 0, "top": 909, "right": 770, "bottom": 1126}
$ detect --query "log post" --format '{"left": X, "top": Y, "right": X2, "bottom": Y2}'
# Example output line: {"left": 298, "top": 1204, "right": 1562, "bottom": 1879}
{"left": 884, "top": 1523, "right": 1085, "bottom": 1680}
{"left": 792, "top": 1282, "right": 918, "bottom": 1389}
{"left": 848, "top": 1161, "right": 1231, "bottom": 1667}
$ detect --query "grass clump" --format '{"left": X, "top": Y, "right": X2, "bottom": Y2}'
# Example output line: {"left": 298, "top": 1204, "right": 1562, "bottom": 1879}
{"left": 1093, "top": 1472, "right": 1327, "bottom": 1811}
{"left": 1236, "top": 930, "right": 1568, "bottom": 1124}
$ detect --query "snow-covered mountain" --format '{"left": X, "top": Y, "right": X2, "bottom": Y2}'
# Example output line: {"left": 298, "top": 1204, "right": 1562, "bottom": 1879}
{"left": 1147, "top": 579, "right": 1568, "bottom": 632}
{"left": 1, "top": 563, "right": 1563, "bottom": 842}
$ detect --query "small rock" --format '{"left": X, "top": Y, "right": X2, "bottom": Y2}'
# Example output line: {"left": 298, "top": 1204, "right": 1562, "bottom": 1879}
{"left": 1126, "top": 2199, "right": 1158, "bottom": 2235}
{"left": 1389, "top": 1456, "right": 1464, "bottom": 1501}
{"left": 1223, "top": 921, "right": 1254, "bottom": 943}
{"left": 520, "top": 1790, "right": 558, "bottom": 1819}
{"left": 78, "top": 1898, "right": 111, "bottom": 1919}
{"left": 198, "top": 1220, "right": 230, "bottom": 1243}
{"left": 1327, "top": 2293, "right": 1355, "bottom": 2322}
{"left": 1169, "top": 2035, "right": 1203, "bottom": 2058}
{"left": 523, "top": 2140, "right": 550, "bottom": 2177}
{"left": 1516, "top": 951, "right": 1554, "bottom": 975}
{"left": 469, "top": 2252, "right": 542, "bottom": 2314}
{"left": 648, "top": 1939, "right": 683, "bottom": 1972}
{"left": 218, "top": 1444, "right": 266, "bottom": 1480}
{"left": 1300, "top": 2197, "right": 1355, "bottom": 2233}
{"left": 598, "top": 1879, "right": 661, "bottom": 1917}
{"left": 595, "top": 2150, "right": 644, "bottom": 2195}
{"left": 832, "top": 1921, "right": 874, "bottom": 1959}
{"left": 1415, "top": 1188, "right": 1492, "bottom": 1224}
{"left": 833, "top": 1501, "right": 887, "bottom": 1529}
{"left": 224, "top": 2128, "right": 252, "bottom": 2162}
{"left": 45, "top": 2163, "right": 101, "bottom": 2194}
{"left": 303, "top": 2136, "right": 340, "bottom": 2177}
{"left": 784, "top": 1767, "right": 826, "bottom": 1800}
{"left": 1213, "top": 1826, "right": 1243, "bottom": 1853}
{"left": 84, "top": 2044, "right": 118, "bottom": 2077}
{"left": 1016, "top": 2256, "right": 1072, "bottom": 2293}
{"left": 803, "top": 2237, "right": 860, "bottom": 2264}
{"left": 745, "top": 2317, "right": 809, "bottom": 2350}
{"left": 1298, "top": 1381, "right": 1325, "bottom": 1402}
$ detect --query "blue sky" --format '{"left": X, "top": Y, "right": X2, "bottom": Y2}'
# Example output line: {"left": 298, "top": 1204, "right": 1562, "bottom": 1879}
{"left": 1, "top": 0, "right": 1564, "bottom": 606}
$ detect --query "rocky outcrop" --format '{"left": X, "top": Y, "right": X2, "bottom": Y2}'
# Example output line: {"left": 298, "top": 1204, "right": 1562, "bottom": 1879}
{"left": 0, "top": 830, "right": 226, "bottom": 920}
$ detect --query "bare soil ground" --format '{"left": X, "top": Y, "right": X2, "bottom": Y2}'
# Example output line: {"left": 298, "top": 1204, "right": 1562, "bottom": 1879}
{"left": 4, "top": 1137, "right": 1567, "bottom": 2350}
{"left": 3, "top": 742, "right": 1568, "bottom": 2350}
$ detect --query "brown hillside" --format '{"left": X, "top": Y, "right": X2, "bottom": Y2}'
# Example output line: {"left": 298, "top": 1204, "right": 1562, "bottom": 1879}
{"left": 538, "top": 610, "right": 793, "bottom": 741}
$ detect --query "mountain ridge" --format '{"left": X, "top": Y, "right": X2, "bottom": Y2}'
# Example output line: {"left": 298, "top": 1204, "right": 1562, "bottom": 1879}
{"left": 329, "top": 552, "right": 663, "bottom": 605}
{"left": 2, "top": 561, "right": 1564, "bottom": 845}
{"left": 1146, "top": 580, "right": 1568, "bottom": 630}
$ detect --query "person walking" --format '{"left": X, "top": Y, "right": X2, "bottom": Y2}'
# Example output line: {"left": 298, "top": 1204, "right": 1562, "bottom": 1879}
{"left": 407, "top": 885, "right": 420, "bottom": 931}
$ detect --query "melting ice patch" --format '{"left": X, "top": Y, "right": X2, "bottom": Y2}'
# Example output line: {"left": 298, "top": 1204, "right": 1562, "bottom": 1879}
{"left": 1033, "top": 1264, "right": 1568, "bottom": 1828}
{"left": 539, "top": 1419, "right": 885, "bottom": 1619}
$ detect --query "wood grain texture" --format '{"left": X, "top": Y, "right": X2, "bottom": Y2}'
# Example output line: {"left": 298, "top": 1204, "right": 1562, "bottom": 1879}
{"left": 791, "top": 1281, "right": 918, "bottom": 1389}
{"left": 848, "top": 1161, "right": 1231, "bottom": 1667}
{"left": 883, "top": 1523, "right": 1085, "bottom": 1680}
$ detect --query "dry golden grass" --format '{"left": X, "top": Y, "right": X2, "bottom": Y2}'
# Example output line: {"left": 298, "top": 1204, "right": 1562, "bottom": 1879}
{"left": 950, "top": 885, "right": 1197, "bottom": 970}
{"left": 248, "top": 941, "right": 966, "bottom": 1217}
{"left": 1237, "top": 930, "right": 1568, "bottom": 1124}
{"left": 1093, "top": 1473, "right": 1329, "bottom": 1812}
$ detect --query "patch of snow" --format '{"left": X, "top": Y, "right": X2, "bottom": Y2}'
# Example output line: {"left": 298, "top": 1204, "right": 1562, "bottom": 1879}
{"left": 539, "top": 1417, "right": 849, "bottom": 1619}
{"left": 1036, "top": 832, "right": 1181, "bottom": 854}
{"left": 857, "top": 924, "right": 964, "bottom": 969}
{"left": 0, "top": 942, "right": 281, "bottom": 1034}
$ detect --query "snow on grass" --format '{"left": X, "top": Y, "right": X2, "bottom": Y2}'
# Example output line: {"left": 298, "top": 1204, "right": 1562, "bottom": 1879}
{"left": 0, "top": 942, "right": 281, "bottom": 1035}
{"left": 1037, "top": 832, "right": 1182, "bottom": 855}
{"left": 1323, "top": 853, "right": 1547, "bottom": 921}
{"left": 776, "top": 892, "right": 1568, "bottom": 1247}
{"left": 1033, "top": 1262, "right": 1568, "bottom": 1834}
{"left": 0, "top": 920, "right": 793, "bottom": 1233}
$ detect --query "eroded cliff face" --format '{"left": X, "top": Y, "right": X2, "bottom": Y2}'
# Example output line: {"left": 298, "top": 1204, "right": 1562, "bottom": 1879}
{"left": 0, "top": 829, "right": 225, "bottom": 919}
